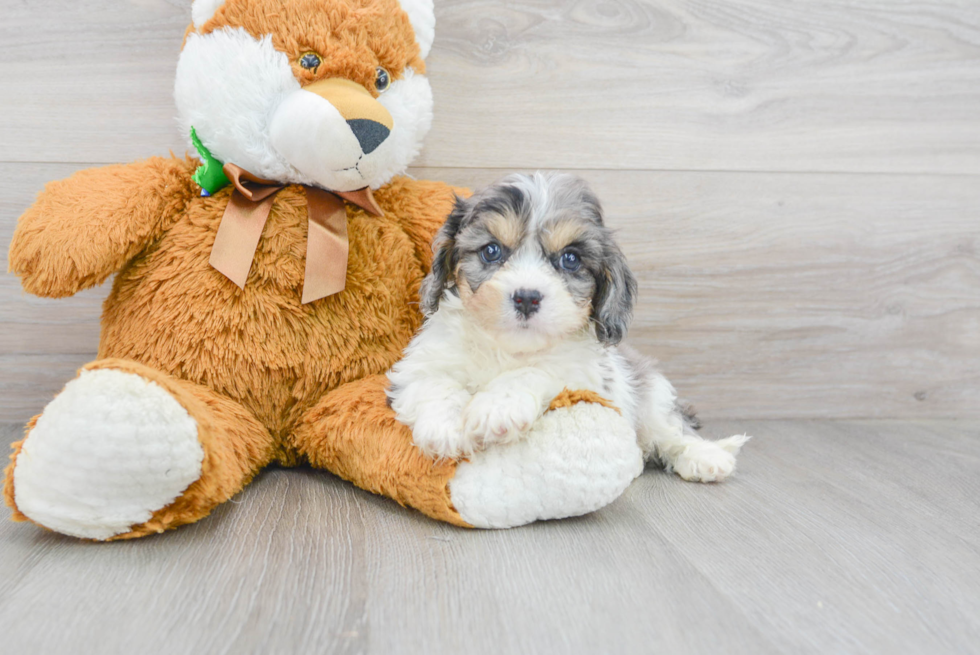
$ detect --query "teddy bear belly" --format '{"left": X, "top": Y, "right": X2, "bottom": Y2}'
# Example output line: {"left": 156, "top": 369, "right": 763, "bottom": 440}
{"left": 97, "top": 212, "right": 426, "bottom": 438}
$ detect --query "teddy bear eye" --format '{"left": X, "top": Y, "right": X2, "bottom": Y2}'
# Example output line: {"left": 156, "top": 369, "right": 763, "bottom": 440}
{"left": 375, "top": 67, "right": 391, "bottom": 93}
{"left": 299, "top": 53, "right": 322, "bottom": 71}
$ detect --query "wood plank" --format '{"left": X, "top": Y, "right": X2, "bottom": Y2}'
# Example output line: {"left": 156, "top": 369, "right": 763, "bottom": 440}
{"left": 0, "top": 422, "right": 777, "bottom": 655}
{"left": 0, "top": 355, "right": 94, "bottom": 423}
{"left": 0, "top": 163, "right": 104, "bottom": 422}
{"left": 0, "top": 1, "right": 188, "bottom": 164}
{"left": 0, "top": 1, "right": 978, "bottom": 174}
{"left": 631, "top": 418, "right": 980, "bottom": 653}
{"left": 417, "top": 167, "right": 980, "bottom": 420}
{"left": 2, "top": 420, "right": 978, "bottom": 654}
{"left": 3, "top": 163, "right": 978, "bottom": 422}
{"left": 0, "top": 163, "right": 105, "bottom": 357}
{"left": 423, "top": 0, "right": 980, "bottom": 174}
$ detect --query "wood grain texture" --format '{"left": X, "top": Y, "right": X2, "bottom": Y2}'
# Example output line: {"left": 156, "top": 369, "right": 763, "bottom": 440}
{"left": 0, "top": 1, "right": 978, "bottom": 174}
{"left": 2, "top": 2, "right": 978, "bottom": 653}
{"left": 5, "top": 163, "right": 976, "bottom": 422}
{"left": 424, "top": 0, "right": 980, "bottom": 174}
{"left": 419, "top": 167, "right": 980, "bottom": 420}
{"left": 2, "top": 420, "right": 978, "bottom": 654}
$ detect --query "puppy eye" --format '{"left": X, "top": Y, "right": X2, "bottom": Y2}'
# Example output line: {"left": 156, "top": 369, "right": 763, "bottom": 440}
{"left": 299, "top": 53, "right": 322, "bottom": 71}
{"left": 375, "top": 67, "right": 391, "bottom": 93}
{"left": 480, "top": 243, "right": 503, "bottom": 264}
{"left": 559, "top": 251, "right": 582, "bottom": 272}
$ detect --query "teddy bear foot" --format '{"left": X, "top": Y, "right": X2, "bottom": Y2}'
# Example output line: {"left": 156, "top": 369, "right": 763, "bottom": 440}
{"left": 449, "top": 400, "right": 644, "bottom": 529}
{"left": 8, "top": 368, "right": 204, "bottom": 540}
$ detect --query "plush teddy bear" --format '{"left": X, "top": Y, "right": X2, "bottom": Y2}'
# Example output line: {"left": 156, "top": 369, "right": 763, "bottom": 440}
{"left": 4, "top": 0, "right": 642, "bottom": 540}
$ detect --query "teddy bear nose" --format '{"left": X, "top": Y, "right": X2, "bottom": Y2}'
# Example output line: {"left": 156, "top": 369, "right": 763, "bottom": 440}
{"left": 512, "top": 289, "right": 543, "bottom": 318}
{"left": 346, "top": 119, "right": 390, "bottom": 154}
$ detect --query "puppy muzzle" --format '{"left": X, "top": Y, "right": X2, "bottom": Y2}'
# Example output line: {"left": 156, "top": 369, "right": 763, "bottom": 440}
{"left": 512, "top": 288, "right": 543, "bottom": 318}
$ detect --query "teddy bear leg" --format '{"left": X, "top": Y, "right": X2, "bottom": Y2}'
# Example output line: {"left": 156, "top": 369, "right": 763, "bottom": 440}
{"left": 291, "top": 374, "right": 471, "bottom": 527}
{"left": 448, "top": 394, "right": 644, "bottom": 528}
{"left": 4, "top": 359, "right": 275, "bottom": 540}
{"left": 293, "top": 378, "right": 644, "bottom": 530}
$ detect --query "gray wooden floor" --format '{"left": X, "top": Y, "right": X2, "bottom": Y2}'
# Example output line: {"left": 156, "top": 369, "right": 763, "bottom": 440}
{"left": 3, "top": 420, "right": 978, "bottom": 654}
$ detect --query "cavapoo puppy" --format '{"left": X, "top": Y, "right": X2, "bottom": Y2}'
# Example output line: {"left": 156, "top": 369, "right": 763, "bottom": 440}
{"left": 387, "top": 172, "right": 748, "bottom": 482}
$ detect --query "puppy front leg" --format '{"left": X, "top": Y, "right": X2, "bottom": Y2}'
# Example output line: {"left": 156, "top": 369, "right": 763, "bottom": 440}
{"left": 390, "top": 378, "right": 475, "bottom": 460}
{"left": 462, "top": 367, "right": 560, "bottom": 448}
{"left": 636, "top": 374, "right": 749, "bottom": 483}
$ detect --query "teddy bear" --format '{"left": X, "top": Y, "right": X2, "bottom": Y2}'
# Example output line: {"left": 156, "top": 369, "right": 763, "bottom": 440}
{"left": 3, "top": 0, "right": 643, "bottom": 540}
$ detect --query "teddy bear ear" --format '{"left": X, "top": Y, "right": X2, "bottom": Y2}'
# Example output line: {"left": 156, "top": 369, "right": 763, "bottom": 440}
{"left": 398, "top": 0, "right": 435, "bottom": 60}
{"left": 191, "top": 0, "right": 226, "bottom": 29}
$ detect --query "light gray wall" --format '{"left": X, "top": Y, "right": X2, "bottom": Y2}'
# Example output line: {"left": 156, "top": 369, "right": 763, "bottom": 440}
{"left": 2, "top": 0, "right": 978, "bottom": 421}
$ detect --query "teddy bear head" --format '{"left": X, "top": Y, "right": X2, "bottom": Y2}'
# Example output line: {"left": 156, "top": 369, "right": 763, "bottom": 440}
{"left": 175, "top": 0, "right": 435, "bottom": 192}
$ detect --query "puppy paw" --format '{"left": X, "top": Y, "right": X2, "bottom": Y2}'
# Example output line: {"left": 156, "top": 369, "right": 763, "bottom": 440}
{"left": 411, "top": 407, "right": 475, "bottom": 461}
{"left": 672, "top": 435, "right": 749, "bottom": 483}
{"left": 462, "top": 390, "right": 541, "bottom": 449}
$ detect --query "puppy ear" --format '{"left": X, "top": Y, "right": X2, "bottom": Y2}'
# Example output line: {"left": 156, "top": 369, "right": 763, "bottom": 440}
{"left": 419, "top": 195, "right": 467, "bottom": 316}
{"left": 592, "top": 240, "right": 637, "bottom": 345}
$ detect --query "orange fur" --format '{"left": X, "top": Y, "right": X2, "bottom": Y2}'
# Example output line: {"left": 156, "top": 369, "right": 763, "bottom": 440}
{"left": 3, "top": 430, "right": 30, "bottom": 523}
{"left": 93, "top": 171, "right": 458, "bottom": 442}
{"left": 548, "top": 389, "right": 621, "bottom": 415}
{"left": 8, "top": 157, "right": 199, "bottom": 298}
{"left": 2, "top": 0, "right": 613, "bottom": 537}
{"left": 293, "top": 375, "right": 471, "bottom": 527}
{"left": 197, "top": 0, "right": 425, "bottom": 88}
{"left": 83, "top": 359, "right": 277, "bottom": 539}
{"left": 5, "top": 157, "right": 464, "bottom": 535}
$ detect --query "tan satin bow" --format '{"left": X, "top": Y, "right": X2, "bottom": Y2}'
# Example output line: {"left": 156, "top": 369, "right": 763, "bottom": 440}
{"left": 208, "top": 163, "right": 383, "bottom": 304}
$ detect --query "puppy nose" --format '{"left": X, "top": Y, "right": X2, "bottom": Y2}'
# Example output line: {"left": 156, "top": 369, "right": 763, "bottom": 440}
{"left": 512, "top": 289, "right": 543, "bottom": 318}
{"left": 346, "top": 119, "right": 390, "bottom": 154}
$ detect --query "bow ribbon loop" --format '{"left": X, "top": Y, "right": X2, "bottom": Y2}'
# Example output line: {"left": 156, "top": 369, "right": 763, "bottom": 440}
{"left": 208, "top": 163, "right": 383, "bottom": 304}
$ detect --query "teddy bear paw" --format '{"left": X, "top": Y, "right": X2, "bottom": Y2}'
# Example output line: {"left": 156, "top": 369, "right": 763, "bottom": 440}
{"left": 11, "top": 369, "right": 204, "bottom": 540}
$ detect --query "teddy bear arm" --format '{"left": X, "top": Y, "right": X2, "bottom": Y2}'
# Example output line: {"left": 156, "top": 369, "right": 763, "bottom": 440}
{"left": 8, "top": 156, "right": 198, "bottom": 298}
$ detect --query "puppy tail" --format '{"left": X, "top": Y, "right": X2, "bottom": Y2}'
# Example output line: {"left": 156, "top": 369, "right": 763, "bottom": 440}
{"left": 677, "top": 401, "right": 701, "bottom": 431}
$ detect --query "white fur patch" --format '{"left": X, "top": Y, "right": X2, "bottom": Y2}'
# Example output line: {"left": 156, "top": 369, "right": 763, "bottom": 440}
{"left": 270, "top": 89, "right": 365, "bottom": 174}
{"left": 176, "top": 29, "right": 433, "bottom": 191}
{"left": 192, "top": 0, "right": 226, "bottom": 29}
{"left": 466, "top": 248, "right": 588, "bottom": 354}
{"left": 12, "top": 370, "right": 203, "bottom": 540}
{"left": 176, "top": 28, "right": 300, "bottom": 183}
{"left": 389, "top": 174, "right": 750, "bottom": 492}
{"left": 450, "top": 402, "right": 643, "bottom": 528}
{"left": 370, "top": 68, "right": 433, "bottom": 189}
{"left": 665, "top": 434, "right": 749, "bottom": 483}
{"left": 398, "top": 0, "right": 435, "bottom": 59}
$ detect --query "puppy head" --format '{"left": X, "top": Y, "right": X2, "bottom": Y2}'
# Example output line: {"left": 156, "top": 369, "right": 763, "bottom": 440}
{"left": 421, "top": 172, "right": 636, "bottom": 352}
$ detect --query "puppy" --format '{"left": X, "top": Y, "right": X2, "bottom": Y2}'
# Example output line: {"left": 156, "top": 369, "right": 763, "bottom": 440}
{"left": 387, "top": 172, "right": 748, "bottom": 482}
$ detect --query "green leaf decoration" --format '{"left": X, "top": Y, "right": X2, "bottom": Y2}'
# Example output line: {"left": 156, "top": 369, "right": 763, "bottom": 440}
{"left": 190, "top": 127, "right": 230, "bottom": 194}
